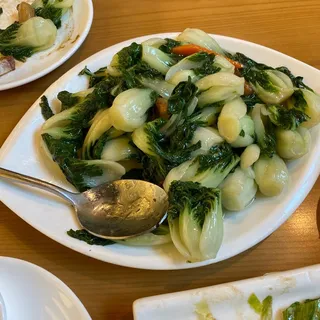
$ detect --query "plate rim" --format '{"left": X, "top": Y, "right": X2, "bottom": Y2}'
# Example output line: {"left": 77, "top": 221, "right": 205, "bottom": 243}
{"left": 0, "top": 256, "right": 91, "bottom": 319}
{"left": 0, "top": 0, "right": 94, "bottom": 91}
{"left": 1, "top": 32, "right": 320, "bottom": 270}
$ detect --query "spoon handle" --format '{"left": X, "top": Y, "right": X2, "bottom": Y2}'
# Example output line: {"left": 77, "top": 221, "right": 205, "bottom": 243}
{"left": 0, "top": 167, "right": 77, "bottom": 204}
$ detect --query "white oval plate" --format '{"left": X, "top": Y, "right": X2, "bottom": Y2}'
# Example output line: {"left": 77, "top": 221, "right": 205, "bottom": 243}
{"left": 0, "top": 33, "right": 320, "bottom": 270}
{"left": 0, "top": 0, "right": 93, "bottom": 91}
{"left": 133, "top": 264, "right": 320, "bottom": 319}
{"left": 0, "top": 257, "right": 91, "bottom": 320}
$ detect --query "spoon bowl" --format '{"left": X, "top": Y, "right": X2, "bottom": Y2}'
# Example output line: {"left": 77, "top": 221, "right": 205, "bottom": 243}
{"left": 0, "top": 168, "right": 168, "bottom": 239}
{"left": 75, "top": 180, "right": 168, "bottom": 239}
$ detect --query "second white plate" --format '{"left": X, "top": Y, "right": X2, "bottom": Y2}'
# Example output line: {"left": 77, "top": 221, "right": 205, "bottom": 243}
{"left": 133, "top": 264, "right": 320, "bottom": 319}
{"left": 0, "top": 0, "right": 93, "bottom": 91}
{"left": 0, "top": 33, "right": 320, "bottom": 270}
{"left": 0, "top": 257, "right": 91, "bottom": 320}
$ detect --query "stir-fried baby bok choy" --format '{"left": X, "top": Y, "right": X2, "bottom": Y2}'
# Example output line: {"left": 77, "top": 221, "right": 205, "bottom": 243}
{"left": 167, "top": 181, "right": 223, "bottom": 261}
{"left": 38, "top": 27, "right": 320, "bottom": 261}
{"left": 0, "top": 17, "right": 57, "bottom": 61}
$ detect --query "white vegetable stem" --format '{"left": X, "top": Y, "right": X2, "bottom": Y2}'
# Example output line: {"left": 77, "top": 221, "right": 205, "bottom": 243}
{"left": 240, "top": 144, "right": 260, "bottom": 169}
{"left": 253, "top": 155, "right": 289, "bottom": 197}
{"left": 251, "top": 70, "right": 294, "bottom": 104}
{"left": 15, "top": 17, "right": 57, "bottom": 51}
{"left": 220, "top": 167, "right": 257, "bottom": 211}
{"left": 218, "top": 98, "right": 247, "bottom": 143}
{"left": 142, "top": 45, "right": 173, "bottom": 74}
{"left": 109, "top": 88, "right": 155, "bottom": 132}
{"left": 275, "top": 127, "right": 311, "bottom": 160}
{"left": 101, "top": 136, "right": 137, "bottom": 162}
{"left": 196, "top": 72, "right": 245, "bottom": 107}
{"left": 177, "top": 28, "right": 225, "bottom": 55}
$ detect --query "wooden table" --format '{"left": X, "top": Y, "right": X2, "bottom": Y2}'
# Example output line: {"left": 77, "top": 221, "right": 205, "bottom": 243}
{"left": 1, "top": 0, "right": 320, "bottom": 319}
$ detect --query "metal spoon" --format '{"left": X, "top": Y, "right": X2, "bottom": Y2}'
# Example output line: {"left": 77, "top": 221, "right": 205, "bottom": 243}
{"left": 0, "top": 167, "right": 168, "bottom": 240}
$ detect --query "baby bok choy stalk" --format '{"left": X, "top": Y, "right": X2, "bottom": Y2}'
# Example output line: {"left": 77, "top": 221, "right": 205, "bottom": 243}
{"left": 240, "top": 144, "right": 261, "bottom": 169}
{"left": 108, "top": 88, "right": 157, "bottom": 132}
{"left": 57, "top": 88, "right": 95, "bottom": 111}
{"left": 191, "top": 127, "right": 224, "bottom": 156}
{"left": 117, "top": 225, "right": 172, "bottom": 246}
{"left": 82, "top": 109, "right": 124, "bottom": 160}
{"left": 251, "top": 104, "right": 276, "bottom": 158}
{"left": 275, "top": 127, "right": 310, "bottom": 160}
{"left": 283, "top": 297, "right": 320, "bottom": 320}
{"left": 163, "top": 143, "right": 240, "bottom": 192}
{"left": 167, "top": 181, "right": 224, "bottom": 262}
{"left": 32, "top": 0, "right": 73, "bottom": 28}
{"left": 141, "top": 44, "right": 175, "bottom": 75}
{"left": 58, "top": 158, "right": 125, "bottom": 192}
{"left": 0, "top": 17, "right": 57, "bottom": 61}
{"left": 196, "top": 72, "right": 245, "bottom": 108}
{"left": 176, "top": 28, "right": 225, "bottom": 55}
{"left": 217, "top": 97, "right": 247, "bottom": 143}
{"left": 220, "top": 167, "right": 257, "bottom": 211}
{"left": 132, "top": 117, "right": 201, "bottom": 183}
{"left": 160, "top": 78, "right": 199, "bottom": 136}
{"left": 253, "top": 154, "right": 289, "bottom": 197}
{"left": 165, "top": 52, "right": 216, "bottom": 82}
{"left": 122, "top": 61, "right": 175, "bottom": 98}
{"left": 230, "top": 115, "right": 255, "bottom": 148}
{"left": 108, "top": 42, "right": 142, "bottom": 76}
{"left": 287, "top": 89, "right": 320, "bottom": 129}
{"left": 100, "top": 136, "right": 138, "bottom": 162}
{"left": 244, "top": 68, "right": 294, "bottom": 104}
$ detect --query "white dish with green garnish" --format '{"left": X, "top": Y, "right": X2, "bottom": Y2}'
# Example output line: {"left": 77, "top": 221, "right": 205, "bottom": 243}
{"left": 0, "top": 30, "right": 320, "bottom": 270}
{"left": 0, "top": 0, "right": 93, "bottom": 90}
{"left": 133, "top": 264, "right": 320, "bottom": 319}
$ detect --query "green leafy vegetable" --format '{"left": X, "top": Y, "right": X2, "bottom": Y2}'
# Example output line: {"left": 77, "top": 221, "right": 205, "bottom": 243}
{"left": 67, "top": 229, "right": 115, "bottom": 245}
{"left": 248, "top": 294, "right": 272, "bottom": 320}
{"left": 59, "top": 158, "right": 125, "bottom": 191}
{"left": 79, "top": 66, "right": 109, "bottom": 87}
{"left": 276, "top": 66, "right": 314, "bottom": 91}
{"left": 111, "top": 42, "right": 142, "bottom": 72}
{"left": 248, "top": 293, "right": 262, "bottom": 314}
{"left": 192, "top": 53, "right": 220, "bottom": 78}
{"left": 92, "top": 127, "right": 124, "bottom": 159}
{"left": 0, "top": 18, "right": 57, "bottom": 61}
{"left": 33, "top": 0, "right": 73, "bottom": 29}
{"left": 42, "top": 132, "right": 81, "bottom": 159}
{"left": 283, "top": 297, "right": 320, "bottom": 319}
{"left": 163, "top": 143, "right": 240, "bottom": 191}
{"left": 168, "top": 77, "right": 198, "bottom": 114}
{"left": 158, "top": 38, "right": 182, "bottom": 53}
{"left": 252, "top": 104, "right": 276, "bottom": 157}
{"left": 267, "top": 104, "right": 309, "bottom": 130}
{"left": 122, "top": 61, "right": 163, "bottom": 89}
{"left": 241, "top": 93, "right": 263, "bottom": 109}
{"left": 233, "top": 52, "right": 271, "bottom": 71}
{"left": 261, "top": 296, "right": 273, "bottom": 320}
{"left": 40, "top": 95, "right": 54, "bottom": 120}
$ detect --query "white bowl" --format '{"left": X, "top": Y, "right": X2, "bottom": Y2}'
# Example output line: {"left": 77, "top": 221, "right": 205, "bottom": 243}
{"left": 0, "top": 257, "right": 91, "bottom": 319}
{"left": 0, "top": 0, "right": 93, "bottom": 91}
{"left": 0, "top": 33, "right": 319, "bottom": 270}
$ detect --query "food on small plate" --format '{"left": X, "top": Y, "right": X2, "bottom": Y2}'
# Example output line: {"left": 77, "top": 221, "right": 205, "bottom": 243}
{"left": 0, "top": 55, "right": 15, "bottom": 76}
{"left": 283, "top": 297, "right": 320, "bottom": 319}
{"left": 0, "top": 0, "right": 73, "bottom": 76}
{"left": 38, "top": 28, "right": 320, "bottom": 262}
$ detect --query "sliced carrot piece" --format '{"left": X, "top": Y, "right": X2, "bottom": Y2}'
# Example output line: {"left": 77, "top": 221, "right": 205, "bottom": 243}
{"left": 172, "top": 44, "right": 243, "bottom": 69}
